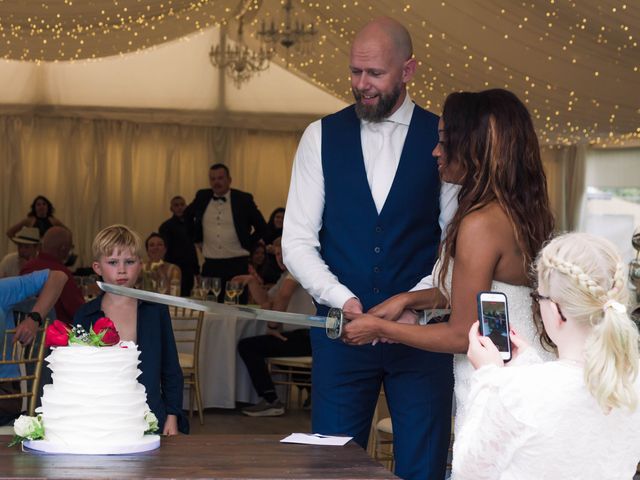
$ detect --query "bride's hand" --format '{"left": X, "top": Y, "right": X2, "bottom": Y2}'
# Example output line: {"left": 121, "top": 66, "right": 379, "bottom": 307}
{"left": 467, "top": 321, "right": 504, "bottom": 370}
{"left": 342, "top": 313, "right": 384, "bottom": 345}
{"left": 368, "top": 293, "right": 409, "bottom": 321}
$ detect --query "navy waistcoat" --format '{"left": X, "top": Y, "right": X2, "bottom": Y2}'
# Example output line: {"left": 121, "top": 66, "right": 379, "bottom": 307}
{"left": 319, "top": 103, "right": 442, "bottom": 312}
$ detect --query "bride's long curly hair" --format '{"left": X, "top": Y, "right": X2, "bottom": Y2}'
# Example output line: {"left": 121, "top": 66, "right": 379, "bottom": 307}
{"left": 437, "top": 89, "right": 555, "bottom": 292}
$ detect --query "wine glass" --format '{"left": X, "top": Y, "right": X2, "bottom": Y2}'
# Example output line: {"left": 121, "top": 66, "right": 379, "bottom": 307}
{"left": 76, "top": 276, "right": 89, "bottom": 300}
{"left": 224, "top": 281, "right": 240, "bottom": 305}
{"left": 211, "top": 277, "right": 222, "bottom": 302}
{"left": 232, "top": 281, "right": 245, "bottom": 304}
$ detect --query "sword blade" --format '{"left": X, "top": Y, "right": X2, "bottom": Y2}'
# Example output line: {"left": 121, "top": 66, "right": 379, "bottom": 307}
{"left": 97, "top": 282, "right": 344, "bottom": 338}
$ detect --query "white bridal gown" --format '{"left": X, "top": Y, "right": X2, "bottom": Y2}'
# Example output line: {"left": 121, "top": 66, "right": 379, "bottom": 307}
{"left": 435, "top": 261, "right": 555, "bottom": 423}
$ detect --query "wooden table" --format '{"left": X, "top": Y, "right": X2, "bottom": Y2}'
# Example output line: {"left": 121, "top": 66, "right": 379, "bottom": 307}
{"left": 0, "top": 435, "right": 398, "bottom": 479}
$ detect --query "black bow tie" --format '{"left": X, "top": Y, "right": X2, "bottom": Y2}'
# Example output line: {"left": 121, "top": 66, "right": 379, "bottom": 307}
{"left": 213, "top": 195, "right": 226, "bottom": 202}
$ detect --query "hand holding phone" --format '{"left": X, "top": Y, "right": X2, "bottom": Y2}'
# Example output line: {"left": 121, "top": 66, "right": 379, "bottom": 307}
{"left": 467, "top": 322, "right": 504, "bottom": 369}
{"left": 477, "top": 291, "right": 512, "bottom": 362}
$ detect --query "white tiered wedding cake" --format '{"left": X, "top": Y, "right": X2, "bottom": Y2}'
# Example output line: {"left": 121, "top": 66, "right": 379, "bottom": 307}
{"left": 24, "top": 341, "right": 160, "bottom": 454}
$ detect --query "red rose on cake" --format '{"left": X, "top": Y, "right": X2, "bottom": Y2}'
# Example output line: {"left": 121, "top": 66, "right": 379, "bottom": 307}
{"left": 92, "top": 317, "right": 120, "bottom": 346}
{"left": 45, "top": 320, "right": 71, "bottom": 348}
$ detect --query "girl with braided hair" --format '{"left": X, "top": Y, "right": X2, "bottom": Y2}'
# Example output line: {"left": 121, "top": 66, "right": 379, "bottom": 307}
{"left": 453, "top": 232, "right": 640, "bottom": 480}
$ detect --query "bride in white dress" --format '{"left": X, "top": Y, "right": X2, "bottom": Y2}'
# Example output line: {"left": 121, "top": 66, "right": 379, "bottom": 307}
{"left": 437, "top": 262, "right": 554, "bottom": 419}
{"left": 343, "top": 89, "right": 556, "bottom": 420}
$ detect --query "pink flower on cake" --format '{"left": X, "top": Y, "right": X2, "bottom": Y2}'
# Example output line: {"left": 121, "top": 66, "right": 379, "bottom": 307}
{"left": 45, "top": 320, "right": 70, "bottom": 348}
{"left": 92, "top": 317, "right": 120, "bottom": 346}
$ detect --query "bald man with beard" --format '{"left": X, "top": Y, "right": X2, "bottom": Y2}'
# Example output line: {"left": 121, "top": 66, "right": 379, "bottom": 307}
{"left": 21, "top": 226, "right": 84, "bottom": 324}
{"left": 283, "top": 17, "right": 458, "bottom": 480}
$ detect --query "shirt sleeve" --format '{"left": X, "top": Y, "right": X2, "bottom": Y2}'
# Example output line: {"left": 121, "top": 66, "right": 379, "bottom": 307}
{"left": 452, "top": 366, "right": 533, "bottom": 480}
{"left": 282, "top": 120, "right": 356, "bottom": 309}
{"left": 439, "top": 182, "right": 460, "bottom": 237}
{"left": 0, "top": 269, "right": 50, "bottom": 310}
{"left": 409, "top": 182, "right": 460, "bottom": 291}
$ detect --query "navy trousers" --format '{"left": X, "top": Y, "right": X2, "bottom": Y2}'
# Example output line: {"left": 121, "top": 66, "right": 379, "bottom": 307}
{"left": 310, "top": 327, "right": 454, "bottom": 480}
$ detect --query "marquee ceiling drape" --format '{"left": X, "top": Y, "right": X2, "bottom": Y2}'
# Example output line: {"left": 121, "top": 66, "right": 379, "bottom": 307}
{"left": 0, "top": 0, "right": 637, "bottom": 146}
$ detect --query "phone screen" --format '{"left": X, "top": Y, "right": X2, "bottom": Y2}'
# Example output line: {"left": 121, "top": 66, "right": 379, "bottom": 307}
{"left": 480, "top": 299, "right": 510, "bottom": 353}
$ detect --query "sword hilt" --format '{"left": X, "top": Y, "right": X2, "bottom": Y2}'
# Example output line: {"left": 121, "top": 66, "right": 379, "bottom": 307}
{"left": 325, "top": 308, "right": 345, "bottom": 339}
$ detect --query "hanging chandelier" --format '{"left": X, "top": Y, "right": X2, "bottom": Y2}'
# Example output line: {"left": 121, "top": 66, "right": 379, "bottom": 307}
{"left": 257, "top": 0, "right": 317, "bottom": 53}
{"left": 209, "top": 18, "right": 272, "bottom": 88}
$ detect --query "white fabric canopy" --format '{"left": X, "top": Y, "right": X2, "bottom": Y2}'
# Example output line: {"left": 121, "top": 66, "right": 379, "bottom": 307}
{"left": 0, "top": 25, "right": 346, "bottom": 124}
{"left": 0, "top": 0, "right": 637, "bottom": 145}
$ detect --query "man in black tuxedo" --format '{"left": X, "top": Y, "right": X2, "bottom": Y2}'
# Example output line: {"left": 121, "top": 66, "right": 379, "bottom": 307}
{"left": 185, "top": 164, "right": 266, "bottom": 303}
{"left": 159, "top": 196, "right": 200, "bottom": 296}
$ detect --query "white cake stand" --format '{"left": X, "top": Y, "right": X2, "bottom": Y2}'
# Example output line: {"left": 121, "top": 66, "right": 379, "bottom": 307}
{"left": 23, "top": 435, "right": 160, "bottom": 455}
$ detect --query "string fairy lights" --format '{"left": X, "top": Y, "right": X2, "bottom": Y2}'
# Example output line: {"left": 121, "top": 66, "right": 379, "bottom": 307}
{"left": 0, "top": 0, "right": 636, "bottom": 146}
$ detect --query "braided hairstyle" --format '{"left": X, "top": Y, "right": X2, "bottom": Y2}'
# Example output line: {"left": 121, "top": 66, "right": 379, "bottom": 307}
{"left": 535, "top": 232, "right": 639, "bottom": 413}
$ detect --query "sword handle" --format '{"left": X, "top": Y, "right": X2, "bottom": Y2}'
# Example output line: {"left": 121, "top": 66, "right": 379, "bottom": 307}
{"left": 325, "top": 308, "right": 345, "bottom": 339}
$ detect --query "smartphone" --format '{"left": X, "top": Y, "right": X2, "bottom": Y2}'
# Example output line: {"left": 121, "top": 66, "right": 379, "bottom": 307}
{"left": 477, "top": 291, "right": 512, "bottom": 361}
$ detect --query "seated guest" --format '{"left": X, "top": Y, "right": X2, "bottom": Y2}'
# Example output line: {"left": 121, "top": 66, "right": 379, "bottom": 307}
{"left": 0, "top": 227, "right": 40, "bottom": 278}
{"left": 140, "top": 233, "right": 181, "bottom": 294}
{"left": 159, "top": 196, "right": 200, "bottom": 296}
{"left": 453, "top": 232, "right": 640, "bottom": 480}
{"left": 6, "top": 195, "right": 66, "bottom": 240}
{"left": 264, "top": 208, "right": 285, "bottom": 247}
{"left": 21, "top": 226, "right": 84, "bottom": 324}
{"left": 244, "top": 244, "right": 268, "bottom": 304}
{"left": 0, "top": 269, "right": 68, "bottom": 425}
{"left": 235, "top": 238, "right": 315, "bottom": 417}
{"left": 248, "top": 243, "right": 266, "bottom": 279}
{"left": 74, "top": 225, "right": 188, "bottom": 435}
{"left": 260, "top": 208, "right": 286, "bottom": 285}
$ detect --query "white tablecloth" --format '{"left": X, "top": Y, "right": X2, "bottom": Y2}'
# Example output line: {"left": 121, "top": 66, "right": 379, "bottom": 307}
{"left": 175, "top": 313, "right": 267, "bottom": 409}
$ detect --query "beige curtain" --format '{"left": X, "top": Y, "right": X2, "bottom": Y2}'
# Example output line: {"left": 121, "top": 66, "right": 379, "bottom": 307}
{"left": 541, "top": 144, "right": 587, "bottom": 232}
{"left": 0, "top": 115, "right": 301, "bottom": 267}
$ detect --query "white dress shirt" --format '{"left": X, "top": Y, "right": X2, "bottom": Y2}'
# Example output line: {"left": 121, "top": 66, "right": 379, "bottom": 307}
{"left": 202, "top": 191, "right": 249, "bottom": 259}
{"left": 282, "top": 94, "right": 460, "bottom": 309}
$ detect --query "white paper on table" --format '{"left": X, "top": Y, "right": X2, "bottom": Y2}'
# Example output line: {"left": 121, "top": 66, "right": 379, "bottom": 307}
{"left": 280, "top": 433, "right": 353, "bottom": 446}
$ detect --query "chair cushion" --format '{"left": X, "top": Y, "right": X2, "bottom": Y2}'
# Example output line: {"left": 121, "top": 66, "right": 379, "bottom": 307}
{"left": 376, "top": 417, "right": 393, "bottom": 434}
{"left": 178, "top": 352, "right": 194, "bottom": 369}
{"left": 267, "top": 356, "right": 312, "bottom": 368}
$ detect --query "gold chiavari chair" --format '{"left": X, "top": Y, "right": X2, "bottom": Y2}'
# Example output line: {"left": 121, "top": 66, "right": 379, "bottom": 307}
{"left": 169, "top": 307, "right": 205, "bottom": 425}
{"left": 0, "top": 320, "right": 49, "bottom": 418}
{"left": 266, "top": 356, "right": 312, "bottom": 409}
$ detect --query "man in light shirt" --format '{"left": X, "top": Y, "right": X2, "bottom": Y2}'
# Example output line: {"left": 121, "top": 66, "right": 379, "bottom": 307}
{"left": 185, "top": 164, "right": 266, "bottom": 303}
{"left": 282, "top": 17, "right": 458, "bottom": 480}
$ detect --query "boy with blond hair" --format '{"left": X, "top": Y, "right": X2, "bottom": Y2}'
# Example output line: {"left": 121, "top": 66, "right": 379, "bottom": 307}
{"left": 73, "top": 224, "right": 188, "bottom": 434}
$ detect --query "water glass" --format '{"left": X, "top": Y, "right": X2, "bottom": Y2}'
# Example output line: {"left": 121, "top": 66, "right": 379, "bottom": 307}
{"left": 200, "top": 277, "right": 212, "bottom": 295}
{"left": 211, "top": 277, "right": 222, "bottom": 302}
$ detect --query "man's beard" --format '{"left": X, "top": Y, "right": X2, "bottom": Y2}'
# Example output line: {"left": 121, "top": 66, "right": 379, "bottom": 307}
{"left": 353, "top": 83, "right": 403, "bottom": 122}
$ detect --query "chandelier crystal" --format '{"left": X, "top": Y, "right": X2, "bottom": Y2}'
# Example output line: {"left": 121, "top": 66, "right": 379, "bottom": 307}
{"left": 209, "top": 18, "right": 272, "bottom": 88}
{"left": 257, "top": 0, "right": 317, "bottom": 53}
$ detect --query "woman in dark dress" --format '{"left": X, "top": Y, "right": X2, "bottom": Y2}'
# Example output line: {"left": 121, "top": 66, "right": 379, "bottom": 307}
{"left": 6, "top": 195, "right": 66, "bottom": 240}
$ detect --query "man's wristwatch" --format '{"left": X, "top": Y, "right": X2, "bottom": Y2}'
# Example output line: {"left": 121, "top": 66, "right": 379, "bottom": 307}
{"left": 26, "top": 312, "right": 43, "bottom": 326}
